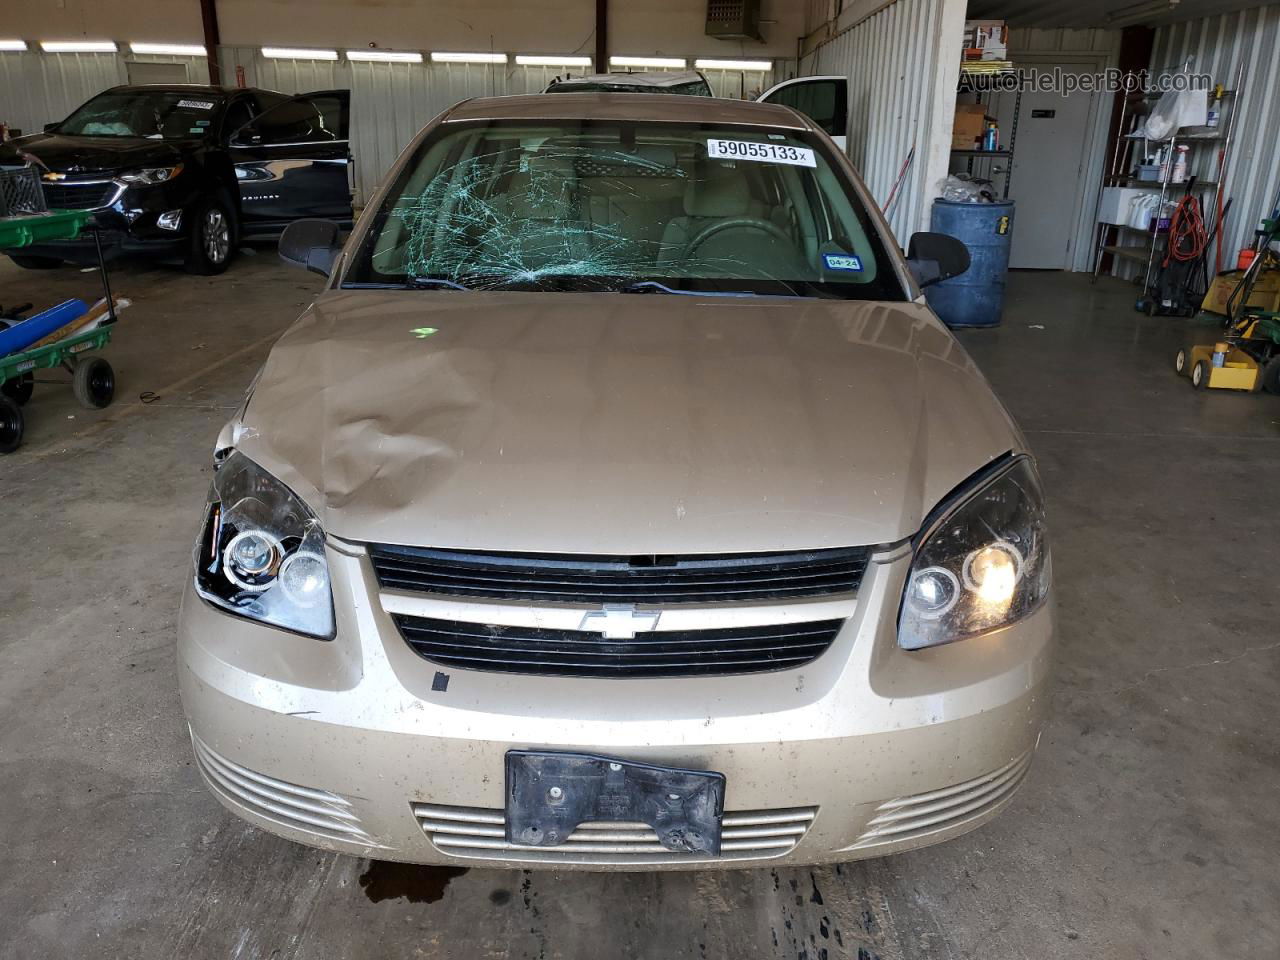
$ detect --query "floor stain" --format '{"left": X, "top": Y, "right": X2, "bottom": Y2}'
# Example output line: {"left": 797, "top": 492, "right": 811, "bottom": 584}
{"left": 357, "top": 861, "right": 469, "bottom": 904}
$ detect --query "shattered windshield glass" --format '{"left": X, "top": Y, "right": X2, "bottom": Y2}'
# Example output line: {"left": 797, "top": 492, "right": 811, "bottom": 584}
{"left": 344, "top": 119, "right": 904, "bottom": 300}
{"left": 56, "top": 91, "right": 221, "bottom": 139}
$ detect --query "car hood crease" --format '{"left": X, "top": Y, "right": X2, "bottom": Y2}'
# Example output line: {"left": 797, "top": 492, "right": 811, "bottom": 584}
{"left": 234, "top": 291, "right": 1021, "bottom": 554}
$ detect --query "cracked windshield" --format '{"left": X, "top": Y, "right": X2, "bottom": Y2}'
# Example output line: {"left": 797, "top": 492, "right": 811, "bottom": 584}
{"left": 346, "top": 120, "right": 903, "bottom": 299}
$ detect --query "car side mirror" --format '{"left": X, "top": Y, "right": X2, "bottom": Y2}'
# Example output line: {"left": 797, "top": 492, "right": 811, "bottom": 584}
{"left": 279, "top": 219, "right": 343, "bottom": 277}
{"left": 231, "top": 125, "right": 262, "bottom": 147}
{"left": 43, "top": 122, "right": 58, "bottom": 134}
{"left": 907, "top": 232, "right": 970, "bottom": 288}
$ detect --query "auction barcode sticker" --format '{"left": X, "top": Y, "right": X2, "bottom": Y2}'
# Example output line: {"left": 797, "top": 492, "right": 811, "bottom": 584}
{"left": 178, "top": 99, "right": 215, "bottom": 110}
{"left": 707, "top": 139, "right": 816, "bottom": 167}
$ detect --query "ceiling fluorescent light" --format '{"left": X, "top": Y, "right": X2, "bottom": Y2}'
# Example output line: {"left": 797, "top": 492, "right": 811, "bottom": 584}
{"left": 610, "top": 56, "right": 686, "bottom": 69}
{"left": 130, "top": 42, "right": 206, "bottom": 56}
{"left": 431, "top": 52, "right": 507, "bottom": 64}
{"left": 261, "top": 46, "right": 339, "bottom": 60}
{"left": 1105, "top": 0, "right": 1179, "bottom": 24}
{"left": 40, "top": 40, "right": 118, "bottom": 53}
{"left": 515, "top": 54, "right": 593, "bottom": 67}
{"left": 694, "top": 58, "right": 772, "bottom": 71}
{"left": 0, "top": 40, "right": 29, "bottom": 52}
{"left": 346, "top": 49, "right": 423, "bottom": 63}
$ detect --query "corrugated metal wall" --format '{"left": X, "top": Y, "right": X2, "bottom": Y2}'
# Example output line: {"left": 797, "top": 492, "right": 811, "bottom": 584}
{"left": 0, "top": 48, "right": 779, "bottom": 208}
{"left": 800, "top": 0, "right": 966, "bottom": 243}
{"left": 1151, "top": 4, "right": 1280, "bottom": 262}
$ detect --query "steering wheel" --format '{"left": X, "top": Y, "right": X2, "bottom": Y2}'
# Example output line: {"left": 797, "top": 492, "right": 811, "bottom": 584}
{"left": 680, "top": 217, "right": 795, "bottom": 261}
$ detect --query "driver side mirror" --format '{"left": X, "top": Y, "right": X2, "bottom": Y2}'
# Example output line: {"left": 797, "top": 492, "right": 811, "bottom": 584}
{"left": 43, "top": 122, "right": 58, "bottom": 134}
{"left": 280, "top": 219, "right": 343, "bottom": 277}
{"left": 906, "top": 232, "right": 970, "bottom": 288}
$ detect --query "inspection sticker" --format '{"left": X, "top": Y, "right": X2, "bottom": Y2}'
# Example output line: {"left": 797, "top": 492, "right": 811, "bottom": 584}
{"left": 707, "top": 138, "right": 816, "bottom": 167}
{"left": 823, "top": 253, "right": 863, "bottom": 272}
{"left": 178, "top": 99, "right": 215, "bottom": 110}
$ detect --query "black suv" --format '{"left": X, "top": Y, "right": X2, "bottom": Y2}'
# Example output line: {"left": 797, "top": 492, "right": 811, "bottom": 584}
{"left": 0, "top": 84, "right": 352, "bottom": 274}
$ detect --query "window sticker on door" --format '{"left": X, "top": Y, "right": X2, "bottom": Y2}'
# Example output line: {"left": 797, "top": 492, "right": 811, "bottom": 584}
{"left": 195, "top": 119, "right": 211, "bottom": 126}
{"left": 706, "top": 139, "right": 816, "bottom": 167}
{"left": 178, "top": 99, "right": 215, "bottom": 110}
{"left": 823, "top": 253, "right": 863, "bottom": 272}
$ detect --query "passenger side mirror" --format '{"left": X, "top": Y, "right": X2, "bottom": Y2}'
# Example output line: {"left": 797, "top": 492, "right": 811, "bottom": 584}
{"left": 279, "top": 219, "right": 343, "bottom": 277}
{"left": 906, "top": 232, "right": 970, "bottom": 288}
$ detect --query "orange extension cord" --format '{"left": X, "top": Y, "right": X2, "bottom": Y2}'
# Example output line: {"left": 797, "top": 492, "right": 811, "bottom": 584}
{"left": 1163, "top": 194, "right": 1208, "bottom": 267}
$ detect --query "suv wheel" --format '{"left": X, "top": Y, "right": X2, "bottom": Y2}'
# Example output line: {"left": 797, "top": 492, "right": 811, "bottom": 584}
{"left": 185, "top": 194, "right": 236, "bottom": 275}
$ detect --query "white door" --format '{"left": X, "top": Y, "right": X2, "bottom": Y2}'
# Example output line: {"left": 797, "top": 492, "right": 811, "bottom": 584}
{"left": 998, "top": 64, "right": 1095, "bottom": 269}
{"left": 757, "top": 76, "right": 848, "bottom": 151}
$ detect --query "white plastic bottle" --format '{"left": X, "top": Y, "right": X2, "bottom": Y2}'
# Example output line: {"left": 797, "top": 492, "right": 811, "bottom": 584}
{"left": 1172, "top": 145, "right": 1189, "bottom": 183}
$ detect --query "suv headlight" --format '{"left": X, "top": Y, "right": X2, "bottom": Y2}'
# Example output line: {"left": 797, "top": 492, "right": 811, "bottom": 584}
{"left": 117, "top": 164, "right": 182, "bottom": 185}
{"left": 193, "top": 451, "right": 334, "bottom": 639}
{"left": 898, "top": 456, "right": 1049, "bottom": 650}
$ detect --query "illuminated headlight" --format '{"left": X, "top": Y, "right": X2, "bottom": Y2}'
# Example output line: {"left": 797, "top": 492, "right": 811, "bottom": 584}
{"left": 193, "top": 451, "right": 334, "bottom": 639}
{"left": 117, "top": 164, "right": 183, "bottom": 185}
{"left": 899, "top": 456, "right": 1049, "bottom": 650}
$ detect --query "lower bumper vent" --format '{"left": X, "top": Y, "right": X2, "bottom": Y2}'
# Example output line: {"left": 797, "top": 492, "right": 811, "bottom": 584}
{"left": 192, "top": 733, "right": 384, "bottom": 848}
{"left": 394, "top": 616, "right": 844, "bottom": 678}
{"left": 413, "top": 803, "right": 817, "bottom": 864}
{"left": 848, "top": 749, "right": 1034, "bottom": 850}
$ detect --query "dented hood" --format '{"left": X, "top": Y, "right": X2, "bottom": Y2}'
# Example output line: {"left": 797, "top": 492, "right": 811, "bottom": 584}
{"left": 234, "top": 291, "right": 1022, "bottom": 553}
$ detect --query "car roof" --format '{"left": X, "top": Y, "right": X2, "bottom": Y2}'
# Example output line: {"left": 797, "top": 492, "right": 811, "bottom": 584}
{"left": 549, "top": 71, "right": 708, "bottom": 89}
{"left": 105, "top": 84, "right": 238, "bottom": 97}
{"left": 443, "top": 93, "right": 813, "bottom": 130}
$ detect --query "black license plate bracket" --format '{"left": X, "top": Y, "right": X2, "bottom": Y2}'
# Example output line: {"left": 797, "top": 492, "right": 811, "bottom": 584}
{"left": 505, "top": 750, "right": 726, "bottom": 855}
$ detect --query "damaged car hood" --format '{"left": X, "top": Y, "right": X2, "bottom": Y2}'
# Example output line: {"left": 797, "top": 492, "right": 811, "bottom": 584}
{"left": 233, "top": 291, "right": 1022, "bottom": 554}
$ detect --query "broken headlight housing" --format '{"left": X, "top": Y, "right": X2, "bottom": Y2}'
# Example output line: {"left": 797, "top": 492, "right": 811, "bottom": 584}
{"left": 193, "top": 451, "right": 334, "bottom": 639}
{"left": 898, "top": 456, "right": 1049, "bottom": 651}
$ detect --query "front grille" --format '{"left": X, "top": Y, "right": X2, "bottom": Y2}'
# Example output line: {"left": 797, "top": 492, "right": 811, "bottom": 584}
{"left": 370, "top": 544, "right": 870, "bottom": 605}
{"left": 41, "top": 181, "right": 118, "bottom": 210}
{"left": 848, "top": 749, "right": 1034, "bottom": 850}
{"left": 191, "top": 733, "right": 385, "bottom": 848}
{"left": 414, "top": 803, "right": 817, "bottom": 864}
{"left": 395, "top": 615, "right": 844, "bottom": 678}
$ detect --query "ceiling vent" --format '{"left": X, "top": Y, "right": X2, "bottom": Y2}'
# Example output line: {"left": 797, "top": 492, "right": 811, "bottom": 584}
{"left": 706, "top": 0, "right": 763, "bottom": 42}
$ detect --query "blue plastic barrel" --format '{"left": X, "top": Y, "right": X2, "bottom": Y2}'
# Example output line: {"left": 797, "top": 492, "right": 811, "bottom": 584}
{"left": 924, "top": 200, "right": 1015, "bottom": 328}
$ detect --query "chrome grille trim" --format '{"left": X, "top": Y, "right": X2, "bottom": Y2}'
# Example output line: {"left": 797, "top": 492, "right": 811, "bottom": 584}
{"left": 413, "top": 803, "right": 817, "bottom": 863}
{"left": 191, "top": 733, "right": 385, "bottom": 848}
{"left": 848, "top": 749, "right": 1034, "bottom": 849}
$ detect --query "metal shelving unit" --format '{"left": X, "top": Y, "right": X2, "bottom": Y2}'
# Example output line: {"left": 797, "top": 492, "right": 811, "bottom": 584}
{"left": 1090, "top": 63, "right": 1244, "bottom": 288}
{"left": 951, "top": 68, "right": 1022, "bottom": 200}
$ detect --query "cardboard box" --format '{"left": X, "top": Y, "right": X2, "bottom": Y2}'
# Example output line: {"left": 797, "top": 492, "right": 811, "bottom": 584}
{"left": 952, "top": 102, "right": 988, "bottom": 149}
{"left": 964, "top": 20, "right": 1008, "bottom": 61}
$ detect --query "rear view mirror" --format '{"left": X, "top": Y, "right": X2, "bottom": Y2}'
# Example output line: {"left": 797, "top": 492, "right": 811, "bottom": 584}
{"left": 906, "top": 232, "right": 970, "bottom": 288}
{"left": 279, "top": 219, "right": 343, "bottom": 277}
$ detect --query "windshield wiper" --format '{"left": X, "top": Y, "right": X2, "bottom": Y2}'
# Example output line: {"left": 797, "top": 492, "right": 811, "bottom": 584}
{"left": 408, "top": 276, "right": 470, "bottom": 291}
{"left": 617, "top": 281, "right": 762, "bottom": 298}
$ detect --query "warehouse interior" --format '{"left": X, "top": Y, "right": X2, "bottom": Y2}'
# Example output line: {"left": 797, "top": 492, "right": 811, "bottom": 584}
{"left": 1, "top": 1, "right": 1278, "bottom": 958}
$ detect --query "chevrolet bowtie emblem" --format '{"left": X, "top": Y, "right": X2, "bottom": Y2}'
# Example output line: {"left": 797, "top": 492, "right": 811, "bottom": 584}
{"left": 42, "top": 172, "right": 66, "bottom": 181}
{"left": 579, "top": 604, "right": 661, "bottom": 640}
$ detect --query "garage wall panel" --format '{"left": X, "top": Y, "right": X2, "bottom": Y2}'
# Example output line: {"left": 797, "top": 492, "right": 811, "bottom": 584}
{"left": 1151, "top": 5, "right": 1280, "bottom": 262}
{"left": 0, "top": 52, "right": 126, "bottom": 136}
{"left": 801, "top": 0, "right": 966, "bottom": 244}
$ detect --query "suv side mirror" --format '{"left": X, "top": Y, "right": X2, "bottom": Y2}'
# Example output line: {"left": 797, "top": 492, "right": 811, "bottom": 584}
{"left": 907, "top": 232, "right": 970, "bottom": 288}
{"left": 43, "top": 122, "right": 58, "bottom": 134}
{"left": 280, "top": 219, "right": 343, "bottom": 277}
{"left": 231, "top": 125, "right": 262, "bottom": 147}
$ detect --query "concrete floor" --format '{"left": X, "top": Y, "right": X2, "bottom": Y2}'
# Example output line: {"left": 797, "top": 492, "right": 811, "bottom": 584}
{"left": 1, "top": 252, "right": 1277, "bottom": 959}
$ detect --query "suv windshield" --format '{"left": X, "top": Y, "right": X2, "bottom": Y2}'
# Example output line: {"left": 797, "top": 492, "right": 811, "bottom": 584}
{"left": 56, "top": 90, "right": 222, "bottom": 139}
{"left": 344, "top": 119, "right": 905, "bottom": 299}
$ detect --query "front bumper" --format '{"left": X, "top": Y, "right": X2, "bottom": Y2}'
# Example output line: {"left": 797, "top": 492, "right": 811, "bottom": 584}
{"left": 178, "top": 539, "right": 1053, "bottom": 870}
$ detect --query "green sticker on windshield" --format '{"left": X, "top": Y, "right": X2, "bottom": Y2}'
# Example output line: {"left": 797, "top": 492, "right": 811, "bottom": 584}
{"left": 411, "top": 326, "right": 439, "bottom": 339}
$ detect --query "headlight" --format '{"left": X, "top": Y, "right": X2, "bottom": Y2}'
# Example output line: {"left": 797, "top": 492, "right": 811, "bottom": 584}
{"left": 117, "top": 164, "right": 182, "bottom": 185}
{"left": 898, "top": 456, "right": 1049, "bottom": 650}
{"left": 193, "top": 451, "right": 334, "bottom": 639}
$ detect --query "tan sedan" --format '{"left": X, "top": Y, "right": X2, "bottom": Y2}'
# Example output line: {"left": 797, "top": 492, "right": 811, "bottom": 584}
{"left": 179, "top": 93, "right": 1052, "bottom": 869}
